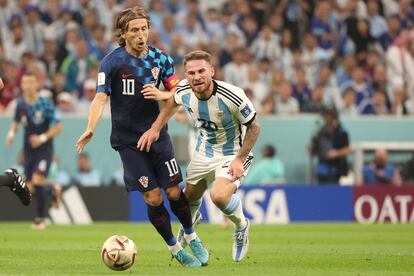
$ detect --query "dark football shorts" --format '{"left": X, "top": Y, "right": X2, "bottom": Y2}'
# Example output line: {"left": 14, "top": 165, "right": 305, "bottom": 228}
{"left": 24, "top": 148, "right": 53, "bottom": 182}
{"left": 118, "top": 132, "right": 183, "bottom": 193}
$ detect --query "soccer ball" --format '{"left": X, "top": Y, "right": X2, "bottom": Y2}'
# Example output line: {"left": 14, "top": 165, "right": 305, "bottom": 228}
{"left": 101, "top": 235, "right": 137, "bottom": 271}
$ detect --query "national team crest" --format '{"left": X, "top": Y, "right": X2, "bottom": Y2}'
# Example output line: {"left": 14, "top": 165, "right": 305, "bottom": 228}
{"left": 138, "top": 176, "right": 149, "bottom": 188}
{"left": 151, "top": 67, "right": 160, "bottom": 80}
{"left": 34, "top": 110, "right": 44, "bottom": 124}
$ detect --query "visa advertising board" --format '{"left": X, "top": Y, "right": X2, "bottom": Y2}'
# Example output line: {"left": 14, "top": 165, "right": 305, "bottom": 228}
{"left": 130, "top": 186, "right": 414, "bottom": 224}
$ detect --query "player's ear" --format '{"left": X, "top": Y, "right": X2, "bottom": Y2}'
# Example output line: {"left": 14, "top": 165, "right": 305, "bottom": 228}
{"left": 211, "top": 66, "right": 215, "bottom": 77}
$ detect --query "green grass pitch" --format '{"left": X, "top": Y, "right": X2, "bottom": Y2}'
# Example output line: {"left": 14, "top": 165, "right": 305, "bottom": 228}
{"left": 0, "top": 223, "right": 413, "bottom": 275}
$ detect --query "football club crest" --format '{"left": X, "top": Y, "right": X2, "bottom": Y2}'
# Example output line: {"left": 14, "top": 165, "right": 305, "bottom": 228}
{"left": 138, "top": 176, "right": 149, "bottom": 188}
{"left": 151, "top": 67, "right": 160, "bottom": 80}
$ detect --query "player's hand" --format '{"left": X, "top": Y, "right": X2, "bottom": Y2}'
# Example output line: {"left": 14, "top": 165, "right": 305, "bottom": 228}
{"left": 76, "top": 130, "right": 93, "bottom": 153}
{"left": 29, "top": 134, "right": 44, "bottom": 148}
{"left": 137, "top": 128, "right": 160, "bottom": 152}
{"left": 325, "top": 149, "right": 338, "bottom": 159}
{"left": 228, "top": 157, "right": 245, "bottom": 182}
{"left": 6, "top": 136, "right": 13, "bottom": 145}
{"left": 141, "top": 84, "right": 168, "bottom": 101}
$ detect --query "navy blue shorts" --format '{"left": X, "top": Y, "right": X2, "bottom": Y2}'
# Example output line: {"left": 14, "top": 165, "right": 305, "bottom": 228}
{"left": 118, "top": 132, "right": 183, "bottom": 192}
{"left": 24, "top": 148, "right": 53, "bottom": 182}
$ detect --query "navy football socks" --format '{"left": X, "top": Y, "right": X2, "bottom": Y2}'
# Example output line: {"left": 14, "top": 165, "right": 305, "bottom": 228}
{"left": 147, "top": 203, "right": 176, "bottom": 245}
{"left": 169, "top": 190, "right": 194, "bottom": 234}
{"left": 34, "top": 185, "right": 47, "bottom": 219}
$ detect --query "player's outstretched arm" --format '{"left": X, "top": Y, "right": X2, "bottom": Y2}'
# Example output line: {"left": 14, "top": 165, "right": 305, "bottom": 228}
{"left": 76, "top": 93, "right": 108, "bottom": 153}
{"left": 137, "top": 95, "right": 179, "bottom": 152}
{"left": 0, "top": 78, "right": 4, "bottom": 90}
{"left": 141, "top": 84, "right": 173, "bottom": 101}
{"left": 229, "top": 117, "right": 261, "bottom": 181}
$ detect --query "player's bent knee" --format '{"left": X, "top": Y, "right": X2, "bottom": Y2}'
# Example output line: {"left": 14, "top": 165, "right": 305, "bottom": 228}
{"left": 143, "top": 189, "right": 163, "bottom": 206}
{"left": 209, "top": 190, "right": 228, "bottom": 207}
{"left": 164, "top": 185, "right": 181, "bottom": 201}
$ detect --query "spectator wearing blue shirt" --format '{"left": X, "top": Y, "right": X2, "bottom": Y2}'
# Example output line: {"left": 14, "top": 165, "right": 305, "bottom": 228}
{"left": 359, "top": 89, "right": 389, "bottom": 115}
{"left": 363, "top": 149, "right": 402, "bottom": 186}
{"left": 367, "top": 0, "right": 388, "bottom": 39}
{"left": 311, "top": 1, "right": 335, "bottom": 57}
{"left": 378, "top": 15, "right": 401, "bottom": 50}
{"left": 291, "top": 67, "right": 311, "bottom": 111}
{"left": 340, "top": 66, "right": 374, "bottom": 109}
{"left": 243, "top": 144, "right": 285, "bottom": 186}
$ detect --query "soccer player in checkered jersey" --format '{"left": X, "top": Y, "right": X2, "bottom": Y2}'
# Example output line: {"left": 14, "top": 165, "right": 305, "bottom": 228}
{"left": 76, "top": 6, "right": 207, "bottom": 267}
{"left": 138, "top": 50, "right": 261, "bottom": 262}
{"left": 6, "top": 73, "right": 63, "bottom": 229}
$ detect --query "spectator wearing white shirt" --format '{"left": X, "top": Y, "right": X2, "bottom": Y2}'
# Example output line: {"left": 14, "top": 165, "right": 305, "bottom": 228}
{"left": 250, "top": 24, "right": 281, "bottom": 62}
{"left": 339, "top": 87, "right": 359, "bottom": 116}
{"left": 178, "top": 13, "right": 207, "bottom": 50}
{"left": 318, "top": 62, "right": 342, "bottom": 111}
{"left": 24, "top": 5, "right": 46, "bottom": 56}
{"left": 3, "top": 14, "right": 33, "bottom": 64}
{"left": 275, "top": 80, "right": 299, "bottom": 115}
{"left": 302, "top": 33, "right": 321, "bottom": 87}
{"left": 216, "top": 8, "right": 245, "bottom": 49}
{"left": 385, "top": 30, "right": 414, "bottom": 101}
{"left": 244, "top": 64, "right": 269, "bottom": 109}
{"left": 223, "top": 47, "right": 248, "bottom": 88}
{"left": 390, "top": 85, "right": 412, "bottom": 116}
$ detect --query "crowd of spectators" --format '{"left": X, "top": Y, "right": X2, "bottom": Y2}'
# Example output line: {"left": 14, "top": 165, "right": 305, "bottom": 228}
{"left": 1, "top": 0, "right": 414, "bottom": 117}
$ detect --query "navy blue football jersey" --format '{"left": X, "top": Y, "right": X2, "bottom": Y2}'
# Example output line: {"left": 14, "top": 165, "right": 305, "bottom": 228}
{"left": 14, "top": 97, "right": 60, "bottom": 152}
{"left": 96, "top": 46, "right": 179, "bottom": 149}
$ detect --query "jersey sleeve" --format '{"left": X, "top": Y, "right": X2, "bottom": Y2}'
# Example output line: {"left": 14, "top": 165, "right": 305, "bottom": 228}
{"left": 173, "top": 80, "right": 188, "bottom": 105}
{"left": 96, "top": 56, "right": 112, "bottom": 95}
{"left": 46, "top": 99, "right": 60, "bottom": 125}
{"left": 160, "top": 54, "right": 179, "bottom": 90}
{"left": 174, "top": 91, "right": 183, "bottom": 105}
{"left": 13, "top": 100, "right": 23, "bottom": 123}
{"left": 234, "top": 89, "right": 257, "bottom": 125}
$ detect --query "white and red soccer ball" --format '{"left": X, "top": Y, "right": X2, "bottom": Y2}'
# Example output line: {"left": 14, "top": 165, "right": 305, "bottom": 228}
{"left": 101, "top": 235, "right": 137, "bottom": 271}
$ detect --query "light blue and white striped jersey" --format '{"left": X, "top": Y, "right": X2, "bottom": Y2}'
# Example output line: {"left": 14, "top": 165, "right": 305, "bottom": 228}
{"left": 174, "top": 79, "right": 256, "bottom": 157}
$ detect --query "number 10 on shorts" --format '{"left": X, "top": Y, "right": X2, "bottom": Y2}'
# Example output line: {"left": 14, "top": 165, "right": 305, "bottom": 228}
{"left": 165, "top": 158, "right": 179, "bottom": 176}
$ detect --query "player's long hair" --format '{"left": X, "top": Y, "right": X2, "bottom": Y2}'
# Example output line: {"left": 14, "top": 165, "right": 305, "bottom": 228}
{"left": 115, "top": 6, "right": 151, "bottom": 47}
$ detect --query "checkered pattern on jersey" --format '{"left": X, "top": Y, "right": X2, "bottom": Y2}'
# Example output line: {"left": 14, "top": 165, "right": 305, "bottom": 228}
{"left": 14, "top": 97, "right": 59, "bottom": 151}
{"left": 97, "top": 46, "right": 175, "bottom": 94}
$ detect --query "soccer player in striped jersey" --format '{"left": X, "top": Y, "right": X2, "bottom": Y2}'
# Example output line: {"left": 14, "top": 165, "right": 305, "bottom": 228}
{"left": 6, "top": 73, "right": 63, "bottom": 229}
{"left": 76, "top": 6, "right": 206, "bottom": 267}
{"left": 138, "top": 50, "right": 261, "bottom": 262}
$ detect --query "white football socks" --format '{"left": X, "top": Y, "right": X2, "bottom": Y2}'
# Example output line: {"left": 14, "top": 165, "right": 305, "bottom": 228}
{"left": 221, "top": 194, "right": 247, "bottom": 230}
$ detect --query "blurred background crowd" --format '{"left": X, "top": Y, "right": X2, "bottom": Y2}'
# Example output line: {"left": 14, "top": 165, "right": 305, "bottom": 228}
{"left": 1, "top": 0, "right": 414, "bottom": 117}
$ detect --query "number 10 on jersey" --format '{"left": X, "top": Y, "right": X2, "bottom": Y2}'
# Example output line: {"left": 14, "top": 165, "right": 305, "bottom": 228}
{"left": 165, "top": 158, "right": 179, "bottom": 177}
{"left": 122, "top": 79, "right": 135, "bottom": 95}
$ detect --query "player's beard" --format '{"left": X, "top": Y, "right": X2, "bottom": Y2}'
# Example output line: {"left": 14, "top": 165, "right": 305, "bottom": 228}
{"left": 192, "top": 80, "right": 212, "bottom": 99}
